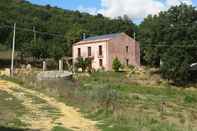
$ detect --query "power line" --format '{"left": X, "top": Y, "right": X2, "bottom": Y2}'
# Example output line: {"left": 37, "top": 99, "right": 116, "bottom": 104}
{"left": 140, "top": 44, "right": 197, "bottom": 48}
{"left": 0, "top": 24, "right": 197, "bottom": 48}
{"left": 0, "top": 24, "right": 64, "bottom": 38}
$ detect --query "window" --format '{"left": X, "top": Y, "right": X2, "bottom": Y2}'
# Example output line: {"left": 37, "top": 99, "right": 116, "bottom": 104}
{"left": 99, "top": 45, "right": 102, "bottom": 56}
{"left": 126, "top": 46, "right": 129, "bottom": 53}
{"left": 78, "top": 48, "right": 81, "bottom": 57}
{"left": 99, "top": 59, "right": 103, "bottom": 67}
{"left": 126, "top": 59, "right": 129, "bottom": 66}
{"left": 88, "top": 47, "right": 91, "bottom": 56}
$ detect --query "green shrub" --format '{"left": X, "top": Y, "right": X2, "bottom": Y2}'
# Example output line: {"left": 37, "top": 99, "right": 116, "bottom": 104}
{"left": 52, "top": 126, "right": 72, "bottom": 131}
{"left": 112, "top": 57, "right": 122, "bottom": 72}
{"left": 74, "top": 57, "right": 92, "bottom": 72}
{"left": 184, "top": 95, "right": 197, "bottom": 103}
{"left": 128, "top": 65, "right": 135, "bottom": 70}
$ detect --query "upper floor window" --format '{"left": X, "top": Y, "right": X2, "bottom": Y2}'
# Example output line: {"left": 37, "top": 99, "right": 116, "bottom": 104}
{"left": 126, "top": 46, "right": 129, "bottom": 53}
{"left": 88, "top": 47, "right": 91, "bottom": 56}
{"left": 78, "top": 48, "right": 81, "bottom": 57}
{"left": 99, "top": 45, "right": 102, "bottom": 56}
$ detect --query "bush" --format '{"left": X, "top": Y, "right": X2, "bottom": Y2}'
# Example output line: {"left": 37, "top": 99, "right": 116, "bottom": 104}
{"left": 112, "top": 57, "right": 122, "bottom": 72}
{"left": 75, "top": 57, "right": 92, "bottom": 72}
{"left": 184, "top": 95, "right": 197, "bottom": 103}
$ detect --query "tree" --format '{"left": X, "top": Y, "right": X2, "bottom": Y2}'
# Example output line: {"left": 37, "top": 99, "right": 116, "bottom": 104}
{"left": 30, "top": 38, "right": 49, "bottom": 59}
{"left": 48, "top": 39, "right": 65, "bottom": 61}
{"left": 0, "top": 0, "right": 136, "bottom": 67}
{"left": 161, "top": 48, "right": 193, "bottom": 85}
{"left": 112, "top": 57, "right": 122, "bottom": 72}
{"left": 49, "top": 44, "right": 64, "bottom": 61}
{"left": 139, "top": 4, "right": 197, "bottom": 84}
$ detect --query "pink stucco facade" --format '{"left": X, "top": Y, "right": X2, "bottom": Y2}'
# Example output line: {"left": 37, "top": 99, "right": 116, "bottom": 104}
{"left": 73, "top": 33, "right": 140, "bottom": 71}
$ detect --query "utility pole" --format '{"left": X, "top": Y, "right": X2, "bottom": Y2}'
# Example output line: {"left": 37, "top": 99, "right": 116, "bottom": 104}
{"left": 33, "top": 26, "right": 36, "bottom": 43}
{"left": 11, "top": 23, "right": 16, "bottom": 77}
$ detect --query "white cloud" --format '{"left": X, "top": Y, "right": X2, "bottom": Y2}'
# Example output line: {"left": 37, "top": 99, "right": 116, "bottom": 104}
{"left": 78, "top": 6, "right": 98, "bottom": 15}
{"left": 99, "top": 0, "right": 165, "bottom": 19}
{"left": 99, "top": 0, "right": 192, "bottom": 19}
{"left": 166, "top": 0, "right": 192, "bottom": 6}
{"left": 78, "top": 0, "right": 192, "bottom": 20}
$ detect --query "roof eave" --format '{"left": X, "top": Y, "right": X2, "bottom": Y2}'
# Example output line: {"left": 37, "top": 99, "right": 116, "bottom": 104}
{"left": 73, "top": 39, "right": 111, "bottom": 46}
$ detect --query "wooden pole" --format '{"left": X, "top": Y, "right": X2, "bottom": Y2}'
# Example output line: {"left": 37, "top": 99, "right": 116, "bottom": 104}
{"left": 33, "top": 26, "right": 36, "bottom": 43}
{"left": 11, "top": 23, "right": 16, "bottom": 77}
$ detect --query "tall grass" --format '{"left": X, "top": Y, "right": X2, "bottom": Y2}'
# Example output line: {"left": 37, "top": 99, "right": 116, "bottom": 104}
{"left": 2, "top": 71, "right": 197, "bottom": 131}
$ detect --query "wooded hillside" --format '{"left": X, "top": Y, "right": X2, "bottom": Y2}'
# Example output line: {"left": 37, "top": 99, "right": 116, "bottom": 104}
{"left": 0, "top": 0, "right": 136, "bottom": 59}
{"left": 138, "top": 4, "right": 197, "bottom": 84}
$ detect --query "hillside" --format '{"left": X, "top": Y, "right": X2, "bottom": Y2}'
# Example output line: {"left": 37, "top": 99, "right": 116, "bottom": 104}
{"left": 2, "top": 70, "right": 197, "bottom": 131}
{"left": 0, "top": 0, "right": 136, "bottom": 59}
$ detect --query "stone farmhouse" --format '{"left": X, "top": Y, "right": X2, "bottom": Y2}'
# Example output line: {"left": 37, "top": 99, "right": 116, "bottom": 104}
{"left": 72, "top": 32, "right": 140, "bottom": 71}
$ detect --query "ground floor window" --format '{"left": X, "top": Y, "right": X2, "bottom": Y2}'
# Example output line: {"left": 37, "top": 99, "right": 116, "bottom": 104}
{"left": 78, "top": 48, "right": 81, "bottom": 57}
{"left": 88, "top": 47, "right": 91, "bottom": 57}
{"left": 99, "top": 59, "right": 103, "bottom": 67}
{"left": 126, "top": 59, "right": 129, "bottom": 66}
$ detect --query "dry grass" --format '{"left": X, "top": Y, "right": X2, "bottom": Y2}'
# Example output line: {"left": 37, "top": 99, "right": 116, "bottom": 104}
{"left": 2, "top": 69, "right": 197, "bottom": 131}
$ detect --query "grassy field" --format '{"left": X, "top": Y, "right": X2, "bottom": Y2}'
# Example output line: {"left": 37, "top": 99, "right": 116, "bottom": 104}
{"left": 0, "top": 78, "right": 93, "bottom": 131}
{"left": 0, "top": 90, "right": 27, "bottom": 129}
{"left": 2, "top": 70, "right": 197, "bottom": 131}
{"left": 76, "top": 72, "right": 197, "bottom": 131}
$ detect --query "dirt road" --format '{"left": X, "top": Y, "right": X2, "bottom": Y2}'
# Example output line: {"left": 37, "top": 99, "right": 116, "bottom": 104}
{"left": 0, "top": 80, "right": 99, "bottom": 131}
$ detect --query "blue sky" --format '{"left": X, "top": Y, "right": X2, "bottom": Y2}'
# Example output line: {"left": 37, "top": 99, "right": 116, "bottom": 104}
{"left": 27, "top": 0, "right": 197, "bottom": 23}
{"left": 28, "top": 0, "right": 101, "bottom": 10}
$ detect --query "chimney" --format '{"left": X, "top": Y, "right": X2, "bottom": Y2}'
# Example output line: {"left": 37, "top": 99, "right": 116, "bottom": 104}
{"left": 83, "top": 33, "right": 86, "bottom": 40}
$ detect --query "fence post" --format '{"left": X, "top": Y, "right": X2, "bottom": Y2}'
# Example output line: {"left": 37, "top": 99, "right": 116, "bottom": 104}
{"left": 59, "top": 59, "right": 63, "bottom": 71}
{"left": 43, "top": 61, "right": 46, "bottom": 71}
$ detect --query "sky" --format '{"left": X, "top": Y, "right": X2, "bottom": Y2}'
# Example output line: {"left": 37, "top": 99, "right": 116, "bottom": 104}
{"left": 27, "top": 0, "right": 197, "bottom": 23}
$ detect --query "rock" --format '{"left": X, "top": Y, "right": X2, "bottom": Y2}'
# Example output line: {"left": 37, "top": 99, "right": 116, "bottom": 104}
{"left": 0, "top": 68, "right": 11, "bottom": 77}
{"left": 37, "top": 71, "right": 72, "bottom": 81}
{"left": 26, "top": 64, "right": 32, "bottom": 71}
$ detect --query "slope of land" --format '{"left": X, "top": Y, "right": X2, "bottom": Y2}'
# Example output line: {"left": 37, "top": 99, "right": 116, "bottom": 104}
{"left": 1, "top": 69, "right": 197, "bottom": 131}
{"left": 0, "top": 80, "right": 99, "bottom": 131}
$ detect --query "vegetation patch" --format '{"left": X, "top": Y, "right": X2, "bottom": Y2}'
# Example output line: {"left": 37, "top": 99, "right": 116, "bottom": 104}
{"left": 52, "top": 126, "right": 73, "bottom": 131}
{"left": 5, "top": 71, "right": 197, "bottom": 131}
{"left": 0, "top": 91, "right": 27, "bottom": 128}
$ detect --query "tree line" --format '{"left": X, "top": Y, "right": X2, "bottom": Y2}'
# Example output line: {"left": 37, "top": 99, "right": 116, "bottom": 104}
{"left": 0, "top": 0, "right": 135, "bottom": 61}
{"left": 1, "top": 0, "right": 197, "bottom": 85}
{"left": 138, "top": 4, "right": 197, "bottom": 84}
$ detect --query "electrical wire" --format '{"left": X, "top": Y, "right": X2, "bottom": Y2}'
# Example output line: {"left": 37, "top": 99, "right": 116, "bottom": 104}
{"left": 0, "top": 24, "right": 64, "bottom": 38}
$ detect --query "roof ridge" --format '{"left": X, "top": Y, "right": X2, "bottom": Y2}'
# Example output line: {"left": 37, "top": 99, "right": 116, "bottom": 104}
{"left": 85, "top": 32, "right": 122, "bottom": 39}
{"left": 82, "top": 32, "right": 123, "bottom": 42}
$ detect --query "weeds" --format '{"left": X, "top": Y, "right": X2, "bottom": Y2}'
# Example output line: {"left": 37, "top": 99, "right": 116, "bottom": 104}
{"left": 184, "top": 95, "right": 197, "bottom": 103}
{"left": 3, "top": 71, "right": 197, "bottom": 131}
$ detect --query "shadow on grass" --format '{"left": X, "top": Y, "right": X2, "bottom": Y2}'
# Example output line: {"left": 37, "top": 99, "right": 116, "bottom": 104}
{"left": 0, "top": 126, "right": 40, "bottom": 131}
